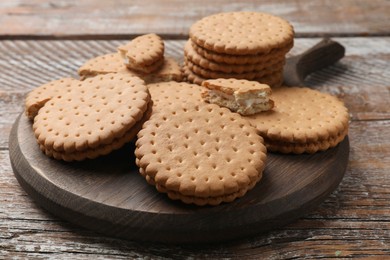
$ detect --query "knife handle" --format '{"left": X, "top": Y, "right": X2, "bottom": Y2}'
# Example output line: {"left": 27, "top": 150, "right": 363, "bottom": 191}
{"left": 288, "top": 38, "right": 345, "bottom": 83}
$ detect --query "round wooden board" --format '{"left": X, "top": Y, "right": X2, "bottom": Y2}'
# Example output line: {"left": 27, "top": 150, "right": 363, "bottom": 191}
{"left": 9, "top": 114, "right": 349, "bottom": 244}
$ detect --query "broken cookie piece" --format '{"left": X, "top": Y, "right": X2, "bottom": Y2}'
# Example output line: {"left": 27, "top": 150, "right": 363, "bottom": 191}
{"left": 118, "top": 33, "right": 164, "bottom": 73}
{"left": 201, "top": 78, "right": 274, "bottom": 115}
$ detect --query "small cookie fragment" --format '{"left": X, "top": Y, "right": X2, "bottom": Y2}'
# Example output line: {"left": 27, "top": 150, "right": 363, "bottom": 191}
{"left": 135, "top": 103, "right": 267, "bottom": 206}
{"left": 201, "top": 79, "right": 274, "bottom": 115}
{"left": 30, "top": 73, "right": 151, "bottom": 161}
{"left": 245, "top": 87, "right": 350, "bottom": 154}
{"left": 118, "top": 33, "right": 164, "bottom": 73}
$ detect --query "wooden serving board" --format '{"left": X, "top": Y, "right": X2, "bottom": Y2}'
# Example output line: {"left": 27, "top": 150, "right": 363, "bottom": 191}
{"left": 9, "top": 113, "right": 349, "bottom": 244}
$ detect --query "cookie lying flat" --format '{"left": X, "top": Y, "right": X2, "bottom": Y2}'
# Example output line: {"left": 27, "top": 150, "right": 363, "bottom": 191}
{"left": 78, "top": 53, "right": 182, "bottom": 83}
{"left": 147, "top": 81, "right": 204, "bottom": 109}
{"left": 190, "top": 12, "right": 294, "bottom": 55}
{"left": 201, "top": 79, "right": 274, "bottom": 115}
{"left": 25, "top": 78, "right": 78, "bottom": 120}
{"left": 31, "top": 73, "right": 150, "bottom": 161}
{"left": 135, "top": 103, "right": 267, "bottom": 206}
{"left": 245, "top": 87, "right": 349, "bottom": 154}
{"left": 118, "top": 33, "right": 164, "bottom": 73}
{"left": 183, "top": 64, "right": 283, "bottom": 88}
{"left": 191, "top": 40, "right": 293, "bottom": 65}
{"left": 185, "top": 40, "right": 285, "bottom": 73}
{"left": 185, "top": 58, "right": 285, "bottom": 80}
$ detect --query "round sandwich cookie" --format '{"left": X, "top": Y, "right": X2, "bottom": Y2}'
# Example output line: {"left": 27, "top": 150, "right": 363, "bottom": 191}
{"left": 245, "top": 87, "right": 350, "bottom": 154}
{"left": 201, "top": 78, "right": 274, "bottom": 115}
{"left": 135, "top": 102, "right": 267, "bottom": 206}
{"left": 30, "top": 73, "right": 151, "bottom": 161}
{"left": 189, "top": 12, "right": 294, "bottom": 55}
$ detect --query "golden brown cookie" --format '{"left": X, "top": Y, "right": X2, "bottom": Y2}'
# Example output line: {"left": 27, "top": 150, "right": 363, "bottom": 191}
{"left": 183, "top": 64, "right": 283, "bottom": 88}
{"left": 185, "top": 58, "right": 285, "bottom": 80}
{"left": 185, "top": 40, "right": 286, "bottom": 73}
{"left": 190, "top": 12, "right": 294, "bottom": 55}
{"left": 118, "top": 33, "right": 164, "bottom": 73}
{"left": 31, "top": 73, "right": 150, "bottom": 161}
{"left": 135, "top": 102, "right": 267, "bottom": 206}
{"left": 244, "top": 87, "right": 350, "bottom": 153}
{"left": 191, "top": 40, "right": 293, "bottom": 65}
{"left": 148, "top": 81, "right": 203, "bottom": 107}
{"left": 25, "top": 78, "right": 78, "bottom": 120}
{"left": 201, "top": 79, "right": 274, "bottom": 115}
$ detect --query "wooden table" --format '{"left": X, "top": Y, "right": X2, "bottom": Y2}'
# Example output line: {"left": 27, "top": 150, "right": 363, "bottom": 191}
{"left": 1, "top": 0, "right": 389, "bottom": 258}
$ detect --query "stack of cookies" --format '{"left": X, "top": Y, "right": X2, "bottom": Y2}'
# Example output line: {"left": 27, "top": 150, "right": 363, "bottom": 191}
{"left": 183, "top": 12, "right": 294, "bottom": 87}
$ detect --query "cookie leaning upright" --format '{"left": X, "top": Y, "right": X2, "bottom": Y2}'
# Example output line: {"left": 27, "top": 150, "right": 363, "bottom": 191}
{"left": 30, "top": 73, "right": 151, "bottom": 161}
{"left": 118, "top": 33, "right": 164, "bottom": 73}
{"left": 184, "top": 12, "right": 294, "bottom": 86}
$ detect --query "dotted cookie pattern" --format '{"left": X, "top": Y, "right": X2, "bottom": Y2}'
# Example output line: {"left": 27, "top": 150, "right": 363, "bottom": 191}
{"left": 32, "top": 73, "right": 150, "bottom": 160}
{"left": 147, "top": 81, "right": 204, "bottom": 109}
{"left": 190, "top": 12, "right": 294, "bottom": 55}
{"left": 25, "top": 78, "right": 78, "bottom": 120}
{"left": 118, "top": 33, "right": 164, "bottom": 72}
{"left": 135, "top": 103, "right": 267, "bottom": 206}
{"left": 245, "top": 87, "right": 350, "bottom": 154}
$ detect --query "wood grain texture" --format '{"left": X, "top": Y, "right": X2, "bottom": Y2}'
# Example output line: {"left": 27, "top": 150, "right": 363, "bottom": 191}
{"left": 1, "top": 38, "right": 390, "bottom": 257}
{"left": 0, "top": 0, "right": 389, "bottom": 38}
{"left": 9, "top": 113, "right": 349, "bottom": 243}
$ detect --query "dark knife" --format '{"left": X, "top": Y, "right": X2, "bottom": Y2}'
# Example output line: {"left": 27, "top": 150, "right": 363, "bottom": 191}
{"left": 283, "top": 38, "right": 345, "bottom": 86}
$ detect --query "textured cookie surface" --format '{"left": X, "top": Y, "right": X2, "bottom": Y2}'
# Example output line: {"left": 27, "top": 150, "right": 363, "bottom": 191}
{"left": 77, "top": 53, "right": 130, "bottom": 79}
{"left": 118, "top": 33, "right": 164, "bottom": 69}
{"left": 245, "top": 87, "right": 349, "bottom": 153}
{"left": 33, "top": 74, "right": 150, "bottom": 155}
{"left": 190, "top": 12, "right": 294, "bottom": 55}
{"left": 201, "top": 79, "right": 274, "bottom": 115}
{"left": 135, "top": 103, "right": 267, "bottom": 206}
{"left": 147, "top": 81, "right": 204, "bottom": 109}
{"left": 39, "top": 101, "right": 152, "bottom": 161}
{"left": 25, "top": 78, "right": 78, "bottom": 120}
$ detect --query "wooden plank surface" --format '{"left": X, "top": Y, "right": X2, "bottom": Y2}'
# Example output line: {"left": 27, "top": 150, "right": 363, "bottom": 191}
{"left": 1, "top": 38, "right": 390, "bottom": 258}
{"left": 0, "top": 0, "right": 389, "bottom": 38}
